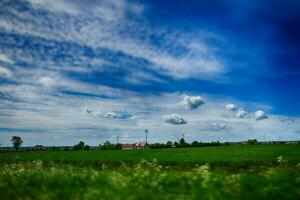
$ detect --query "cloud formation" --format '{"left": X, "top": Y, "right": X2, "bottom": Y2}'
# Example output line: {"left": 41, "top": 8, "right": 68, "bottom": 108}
{"left": 0, "top": 0, "right": 299, "bottom": 146}
{"left": 163, "top": 114, "right": 187, "bottom": 125}
{"left": 209, "top": 122, "right": 227, "bottom": 131}
{"left": 226, "top": 104, "right": 238, "bottom": 111}
{"left": 0, "top": 54, "right": 14, "bottom": 64}
{"left": 0, "top": 0, "right": 224, "bottom": 79}
{"left": 103, "top": 111, "right": 132, "bottom": 119}
{"left": 236, "top": 109, "right": 247, "bottom": 118}
{"left": 180, "top": 95, "right": 205, "bottom": 110}
{"left": 39, "top": 76, "right": 56, "bottom": 88}
{"left": 254, "top": 110, "right": 268, "bottom": 121}
{"left": 0, "top": 66, "right": 12, "bottom": 79}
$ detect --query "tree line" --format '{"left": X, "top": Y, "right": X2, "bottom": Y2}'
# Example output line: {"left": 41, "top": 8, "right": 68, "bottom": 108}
{"left": 6, "top": 136, "right": 292, "bottom": 152}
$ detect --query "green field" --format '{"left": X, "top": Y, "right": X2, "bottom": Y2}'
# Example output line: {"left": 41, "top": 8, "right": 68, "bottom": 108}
{"left": 1, "top": 144, "right": 300, "bottom": 200}
{"left": 1, "top": 144, "right": 300, "bottom": 165}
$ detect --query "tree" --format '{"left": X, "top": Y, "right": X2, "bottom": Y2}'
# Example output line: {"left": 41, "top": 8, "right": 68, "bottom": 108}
{"left": 166, "top": 141, "right": 173, "bottom": 147}
{"left": 11, "top": 136, "right": 23, "bottom": 151}
{"left": 64, "top": 147, "right": 70, "bottom": 151}
{"left": 191, "top": 140, "right": 199, "bottom": 147}
{"left": 84, "top": 145, "right": 90, "bottom": 151}
{"left": 102, "top": 141, "right": 112, "bottom": 150}
{"left": 247, "top": 139, "right": 258, "bottom": 145}
{"left": 74, "top": 141, "right": 85, "bottom": 150}
{"left": 179, "top": 138, "right": 187, "bottom": 147}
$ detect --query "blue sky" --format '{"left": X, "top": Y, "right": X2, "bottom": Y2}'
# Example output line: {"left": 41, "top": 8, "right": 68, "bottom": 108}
{"left": 0, "top": 0, "right": 299, "bottom": 146}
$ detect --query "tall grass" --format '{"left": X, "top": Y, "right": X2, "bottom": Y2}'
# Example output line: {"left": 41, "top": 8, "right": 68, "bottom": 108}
{"left": 0, "top": 159, "right": 299, "bottom": 200}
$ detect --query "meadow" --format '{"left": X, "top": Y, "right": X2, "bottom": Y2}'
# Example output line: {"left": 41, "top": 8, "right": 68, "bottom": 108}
{"left": 0, "top": 144, "right": 300, "bottom": 200}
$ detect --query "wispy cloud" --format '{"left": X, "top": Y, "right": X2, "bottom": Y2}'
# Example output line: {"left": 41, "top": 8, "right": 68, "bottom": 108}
{"left": 0, "top": 66, "right": 13, "bottom": 79}
{"left": 0, "top": 0, "right": 225, "bottom": 79}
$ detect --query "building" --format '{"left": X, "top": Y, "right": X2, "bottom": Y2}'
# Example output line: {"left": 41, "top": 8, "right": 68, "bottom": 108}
{"left": 134, "top": 141, "right": 146, "bottom": 149}
{"left": 32, "top": 145, "right": 46, "bottom": 151}
{"left": 122, "top": 142, "right": 146, "bottom": 150}
{"left": 122, "top": 144, "right": 135, "bottom": 150}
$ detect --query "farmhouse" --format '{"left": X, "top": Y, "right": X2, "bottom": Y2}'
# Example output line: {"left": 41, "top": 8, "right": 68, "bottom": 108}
{"left": 122, "top": 144, "right": 135, "bottom": 150}
{"left": 32, "top": 145, "right": 46, "bottom": 151}
{"left": 122, "top": 142, "right": 146, "bottom": 150}
{"left": 135, "top": 141, "right": 146, "bottom": 149}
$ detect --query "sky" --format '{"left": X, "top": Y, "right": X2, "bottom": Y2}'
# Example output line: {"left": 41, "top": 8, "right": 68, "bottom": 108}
{"left": 0, "top": 0, "right": 299, "bottom": 146}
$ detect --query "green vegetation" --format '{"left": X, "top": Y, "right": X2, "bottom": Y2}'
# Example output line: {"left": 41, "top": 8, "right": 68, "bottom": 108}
{"left": 0, "top": 160, "right": 299, "bottom": 200}
{"left": 1, "top": 144, "right": 299, "bottom": 166}
{"left": 0, "top": 144, "right": 299, "bottom": 199}
{"left": 73, "top": 141, "right": 90, "bottom": 151}
{"left": 11, "top": 136, "right": 23, "bottom": 151}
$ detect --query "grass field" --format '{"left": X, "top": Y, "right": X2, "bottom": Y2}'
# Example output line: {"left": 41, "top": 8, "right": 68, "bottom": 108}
{"left": 1, "top": 144, "right": 300, "bottom": 165}
{"left": 1, "top": 144, "right": 300, "bottom": 200}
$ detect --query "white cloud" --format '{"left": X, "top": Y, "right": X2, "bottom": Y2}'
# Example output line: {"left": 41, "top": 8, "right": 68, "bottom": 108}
{"left": 0, "top": 87, "right": 299, "bottom": 146}
{"left": 254, "top": 110, "right": 268, "bottom": 121}
{"left": 219, "top": 123, "right": 227, "bottom": 129}
{"left": 163, "top": 114, "right": 187, "bottom": 125}
{"left": 39, "top": 76, "right": 56, "bottom": 88}
{"left": 103, "top": 112, "right": 121, "bottom": 118}
{"left": 226, "top": 104, "right": 238, "bottom": 111}
{"left": 180, "top": 95, "right": 205, "bottom": 110}
{"left": 129, "top": 115, "right": 140, "bottom": 121}
{"left": 0, "top": 66, "right": 13, "bottom": 79}
{"left": 236, "top": 109, "right": 247, "bottom": 118}
{"left": 0, "top": 54, "right": 14, "bottom": 64}
{"left": 103, "top": 111, "right": 132, "bottom": 119}
{"left": 27, "top": 0, "right": 80, "bottom": 15}
{"left": 209, "top": 122, "right": 227, "bottom": 131}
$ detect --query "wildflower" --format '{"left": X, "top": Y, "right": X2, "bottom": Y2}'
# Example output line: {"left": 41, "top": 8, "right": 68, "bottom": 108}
{"left": 194, "top": 164, "right": 211, "bottom": 188}
{"left": 32, "top": 160, "right": 43, "bottom": 168}
{"left": 277, "top": 156, "right": 287, "bottom": 165}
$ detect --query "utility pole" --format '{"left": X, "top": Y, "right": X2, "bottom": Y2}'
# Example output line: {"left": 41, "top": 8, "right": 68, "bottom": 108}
{"left": 145, "top": 129, "right": 148, "bottom": 145}
{"left": 116, "top": 135, "right": 119, "bottom": 144}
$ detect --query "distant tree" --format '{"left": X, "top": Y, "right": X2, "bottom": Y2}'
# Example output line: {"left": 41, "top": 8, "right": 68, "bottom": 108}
{"left": 179, "top": 138, "right": 187, "bottom": 147}
{"left": 191, "top": 141, "right": 199, "bottom": 147}
{"left": 115, "top": 143, "right": 122, "bottom": 150}
{"left": 102, "top": 141, "right": 114, "bottom": 150}
{"left": 100, "top": 141, "right": 122, "bottom": 150}
{"left": 64, "top": 147, "right": 70, "bottom": 151}
{"left": 11, "top": 136, "right": 23, "bottom": 151}
{"left": 247, "top": 139, "right": 258, "bottom": 145}
{"left": 166, "top": 141, "right": 173, "bottom": 147}
{"left": 173, "top": 141, "right": 178, "bottom": 147}
{"left": 74, "top": 141, "right": 85, "bottom": 150}
{"left": 84, "top": 145, "right": 90, "bottom": 151}
{"left": 224, "top": 142, "right": 231, "bottom": 146}
{"left": 103, "top": 141, "right": 111, "bottom": 146}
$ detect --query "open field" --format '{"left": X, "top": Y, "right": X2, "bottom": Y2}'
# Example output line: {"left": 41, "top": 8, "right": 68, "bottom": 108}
{"left": 1, "top": 144, "right": 300, "bottom": 165}
{"left": 1, "top": 144, "right": 300, "bottom": 200}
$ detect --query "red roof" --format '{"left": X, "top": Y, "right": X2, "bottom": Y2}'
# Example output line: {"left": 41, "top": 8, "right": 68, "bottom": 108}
{"left": 122, "top": 144, "right": 135, "bottom": 148}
